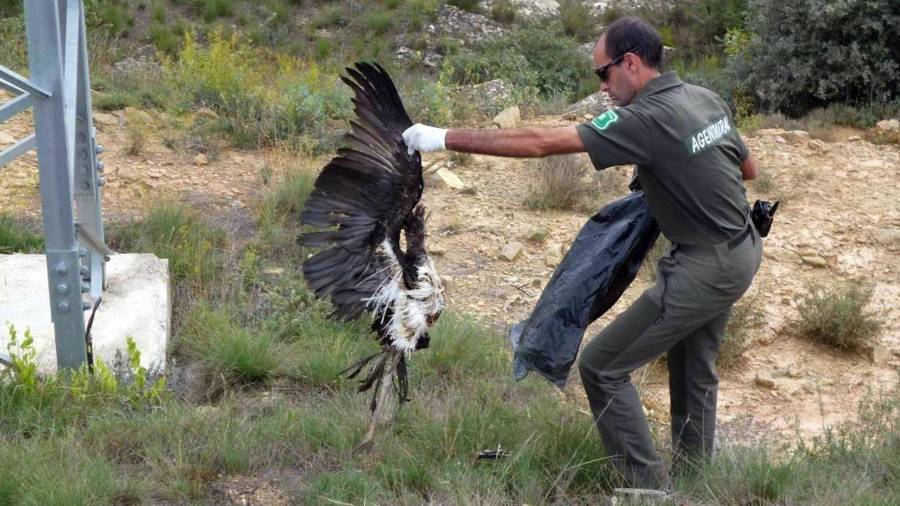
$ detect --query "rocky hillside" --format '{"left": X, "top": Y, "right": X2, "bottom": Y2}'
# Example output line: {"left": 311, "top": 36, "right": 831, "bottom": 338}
{"left": 2, "top": 86, "right": 897, "bottom": 445}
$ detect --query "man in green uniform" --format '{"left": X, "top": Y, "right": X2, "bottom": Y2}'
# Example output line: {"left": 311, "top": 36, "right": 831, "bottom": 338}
{"left": 403, "top": 16, "right": 761, "bottom": 491}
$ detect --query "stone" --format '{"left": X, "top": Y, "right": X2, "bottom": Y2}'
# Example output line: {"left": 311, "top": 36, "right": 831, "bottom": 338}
{"left": 875, "top": 119, "right": 899, "bottom": 132}
{"left": 782, "top": 130, "right": 810, "bottom": 145}
{"left": 429, "top": 243, "right": 447, "bottom": 256}
{"left": 754, "top": 373, "right": 776, "bottom": 389}
{"left": 756, "top": 128, "right": 787, "bottom": 136}
{"left": 500, "top": 242, "right": 524, "bottom": 261}
{"left": 612, "top": 488, "right": 668, "bottom": 504}
{"left": 457, "top": 79, "right": 514, "bottom": 105}
{"left": 193, "top": 153, "right": 209, "bottom": 166}
{"left": 860, "top": 159, "right": 885, "bottom": 169}
{"left": 492, "top": 106, "right": 521, "bottom": 129}
{"left": 801, "top": 256, "right": 827, "bottom": 268}
{"left": 864, "top": 344, "right": 890, "bottom": 366}
{"left": 0, "top": 254, "right": 170, "bottom": 374}
{"left": 563, "top": 91, "right": 612, "bottom": 120}
{"left": 846, "top": 135, "right": 862, "bottom": 142}
{"left": 808, "top": 139, "right": 828, "bottom": 152}
{"left": 434, "top": 167, "right": 465, "bottom": 190}
{"left": 0, "top": 130, "right": 15, "bottom": 145}
{"left": 774, "top": 135, "right": 786, "bottom": 144}
{"left": 873, "top": 229, "right": 900, "bottom": 248}
{"left": 92, "top": 112, "right": 120, "bottom": 128}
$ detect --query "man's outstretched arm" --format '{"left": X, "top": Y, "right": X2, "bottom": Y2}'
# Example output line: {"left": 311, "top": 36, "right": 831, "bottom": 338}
{"left": 403, "top": 123, "right": 585, "bottom": 157}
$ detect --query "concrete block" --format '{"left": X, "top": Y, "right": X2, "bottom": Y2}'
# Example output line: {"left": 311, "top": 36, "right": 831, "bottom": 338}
{"left": 0, "top": 254, "right": 170, "bottom": 374}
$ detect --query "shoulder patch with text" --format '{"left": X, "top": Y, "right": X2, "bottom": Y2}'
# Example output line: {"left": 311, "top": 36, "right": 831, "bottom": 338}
{"left": 590, "top": 110, "right": 619, "bottom": 132}
{"left": 684, "top": 115, "right": 732, "bottom": 156}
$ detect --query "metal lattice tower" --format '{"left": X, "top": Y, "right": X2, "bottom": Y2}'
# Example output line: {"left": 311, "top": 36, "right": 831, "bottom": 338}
{"left": 0, "top": 0, "right": 110, "bottom": 370}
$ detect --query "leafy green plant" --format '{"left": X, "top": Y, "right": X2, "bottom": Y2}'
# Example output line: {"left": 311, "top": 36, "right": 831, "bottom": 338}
{"left": 558, "top": 0, "right": 599, "bottom": 42}
{"left": 490, "top": 0, "right": 516, "bottom": 24}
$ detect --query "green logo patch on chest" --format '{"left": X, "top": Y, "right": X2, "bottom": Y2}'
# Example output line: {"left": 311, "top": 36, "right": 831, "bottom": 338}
{"left": 590, "top": 110, "right": 619, "bottom": 131}
{"left": 684, "top": 115, "right": 732, "bottom": 156}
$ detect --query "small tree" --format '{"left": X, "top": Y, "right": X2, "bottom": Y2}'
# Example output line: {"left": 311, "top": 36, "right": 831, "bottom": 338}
{"left": 730, "top": 0, "right": 899, "bottom": 116}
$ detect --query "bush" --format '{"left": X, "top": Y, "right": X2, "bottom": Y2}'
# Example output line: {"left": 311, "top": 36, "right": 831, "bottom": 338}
{"left": 525, "top": 155, "right": 591, "bottom": 211}
{"left": 448, "top": 0, "right": 479, "bottom": 12}
{"left": 794, "top": 281, "right": 882, "bottom": 350}
{"left": 490, "top": 0, "right": 516, "bottom": 24}
{"left": 0, "top": 213, "right": 43, "bottom": 253}
{"left": 729, "top": 0, "right": 899, "bottom": 116}
{"left": 442, "top": 24, "right": 593, "bottom": 102}
{"left": 558, "top": 0, "right": 599, "bottom": 42}
{"left": 0, "top": 14, "right": 26, "bottom": 73}
{"left": 719, "top": 295, "right": 765, "bottom": 368}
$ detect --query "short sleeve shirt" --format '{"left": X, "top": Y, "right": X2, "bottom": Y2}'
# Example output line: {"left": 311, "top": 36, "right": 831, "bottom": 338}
{"left": 576, "top": 72, "right": 750, "bottom": 246}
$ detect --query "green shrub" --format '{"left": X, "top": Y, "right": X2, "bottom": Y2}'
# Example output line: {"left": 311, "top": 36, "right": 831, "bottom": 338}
{"left": 0, "top": 213, "right": 43, "bottom": 253}
{"left": 310, "top": 5, "right": 347, "bottom": 29}
{"left": 0, "top": 13, "right": 26, "bottom": 73}
{"left": 794, "top": 281, "right": 882, "bottom": 350}
{"left": 443, "top": 25, "right": 593, "bottom": 101}
{"left": 84, "top": 0, "right": 134, "bottom": 36}
{"left": 730, "top": 0, "right": 899, "bottom": 116}
{"left": 201, "top": 0, "right": 233, "bottom": 22}
{"left": 149, "top": 22, "right": 182, "bottom": 57}
{"left": 558, "top": 0, "right": 599, "bottom": 42}
{"left": 363, "top": 10, "right": 395, "bottom": 35}
{"left": 490, "top": 0, "right": 516, "bottom": 24}
{"left": 448, "top": 0, "right": 480, "bottom": 12}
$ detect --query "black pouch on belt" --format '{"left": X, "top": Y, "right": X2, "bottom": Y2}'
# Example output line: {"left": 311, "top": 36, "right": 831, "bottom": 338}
{"left": 751, "top": 199, "right": 779, "bottom": 237}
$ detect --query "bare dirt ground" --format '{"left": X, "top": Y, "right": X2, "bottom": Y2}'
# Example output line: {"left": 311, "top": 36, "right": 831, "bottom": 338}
{"left": 2, "top": 93, "right": 898, "bottom": 448}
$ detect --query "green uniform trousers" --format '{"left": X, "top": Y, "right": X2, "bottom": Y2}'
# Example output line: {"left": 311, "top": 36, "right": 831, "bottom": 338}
{"left": 578, "top": 225, "right": 762, "bottom": 489}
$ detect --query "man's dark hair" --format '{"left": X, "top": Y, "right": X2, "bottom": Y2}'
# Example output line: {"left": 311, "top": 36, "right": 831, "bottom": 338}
{"left": 603, "top": 17, "right": 664, "bottom": 70}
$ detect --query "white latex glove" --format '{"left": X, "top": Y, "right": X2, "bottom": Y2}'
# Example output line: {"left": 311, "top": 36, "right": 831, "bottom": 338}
{"left": 402, "top": 123, "right": 447, "bottom": 155}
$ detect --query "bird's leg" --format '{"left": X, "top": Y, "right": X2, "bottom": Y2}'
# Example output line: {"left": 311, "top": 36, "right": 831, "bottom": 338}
{"left": 353, "top": 350, "right": 401, "bottom": 453}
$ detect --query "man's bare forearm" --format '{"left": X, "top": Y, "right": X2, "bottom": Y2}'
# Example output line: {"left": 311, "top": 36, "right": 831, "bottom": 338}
{"left": 445, "top": 127, "right": 584, "bottom": 157}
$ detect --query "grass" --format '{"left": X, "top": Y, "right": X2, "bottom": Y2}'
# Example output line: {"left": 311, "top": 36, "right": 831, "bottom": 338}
{"left": 793, "top": 280, "right": 883, "bottom": 350}
{"left": 0, "top": 213, "right": 43, "bottom": 253}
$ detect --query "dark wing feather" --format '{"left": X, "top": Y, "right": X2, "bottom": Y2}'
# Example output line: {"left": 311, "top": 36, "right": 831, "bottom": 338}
{"left": 300, "top": 62, "right": 423, "bottom": 320}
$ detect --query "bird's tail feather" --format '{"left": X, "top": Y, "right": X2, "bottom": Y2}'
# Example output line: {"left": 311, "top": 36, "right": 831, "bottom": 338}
{"left": 339, "top": 350, "right": 409, "bottom": 412}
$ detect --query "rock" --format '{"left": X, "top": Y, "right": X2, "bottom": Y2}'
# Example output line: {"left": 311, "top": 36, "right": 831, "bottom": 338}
{"left": 754, "top": 373, "right": 776, "bottom": 389}
{"left": 782, "top": 130, "right": 810, "bottom": 145}
{"left": 860, "top": 159, "right": 885, "bottom": 169}
{"left": 808, "top": 139, "right": 828, "bottom": 152}
{"left": 801, "top": 256, "right": 827, "bottom": 268}
{"left": 395, "top": 45, "right": 414, "bottom": 64}
{"left": 0, "top": 130, "right": 15, "bottom": 145}
{"left": 864, "top": 344, "right": 890, "bottom": 366}
{"left": 500, "top": 242, "right": 524, "bottom": 261}
{"left": 193, "top": 153, "right": 209, "bottom": 166}
{"left": 873, "top": 229, "right": 900, "bottom": 248}
{"left": 456, "top": 79, "right": 515, "bottom": 109}
{"left": 774, "top": 135, "right": 786, "bottom": 144}
{"left": 563, "top": 91, "right": 612, "bottom": 120}
{"left": 430, "top": 243, "right": 447, "bottom": 256}
{"left": 427, "top": 5, "right": 506, "bottom": 45}
{"left": 434, "top": 167, "right": 465, "bottom": 190}
{"left": 492, "top": 106, "right": 521, "bottom": 129}
{"left": 92, "top": 112, "right": 120, "bottom": 128}
{"left": 613, "top": 488, "right": 668, "bottom": 504}
{"left": 875, "top": 119, "right": 899, "bottom": 132}
{"left": 756, "top": 128, "right": 787, "bottom": 136}
{"left": 846, "top": 135, "right": 862, "bottom": 142}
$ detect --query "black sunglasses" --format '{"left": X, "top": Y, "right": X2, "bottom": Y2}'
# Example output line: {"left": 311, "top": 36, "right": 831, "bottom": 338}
{"left": 594, "top": 45, "right": 641, "bottom": 82}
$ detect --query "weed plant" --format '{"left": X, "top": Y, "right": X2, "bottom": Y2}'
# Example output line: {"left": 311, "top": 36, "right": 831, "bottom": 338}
{"left": 719, "top": 295, "right": 765, "bottom": 368}
{"left": 794, "top": 281, "right": 882, "bottom": 350}
{"left": 0, "top": 213, "right": 43, "bottom": 253}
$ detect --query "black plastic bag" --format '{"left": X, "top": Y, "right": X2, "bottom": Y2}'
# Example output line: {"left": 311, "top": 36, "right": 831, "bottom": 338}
{"left": 509, "top": 191, "right": 660, "bottom": 387}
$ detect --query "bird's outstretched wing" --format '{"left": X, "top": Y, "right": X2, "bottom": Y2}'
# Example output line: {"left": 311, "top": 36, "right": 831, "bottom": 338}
{"left": 300, "top": 62, "right": 423, "bottom": 320}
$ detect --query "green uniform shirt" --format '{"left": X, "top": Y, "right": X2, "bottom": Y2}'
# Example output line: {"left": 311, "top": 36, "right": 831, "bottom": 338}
{"left": 576, "top": 72, "right": 751, "bottom": 246}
